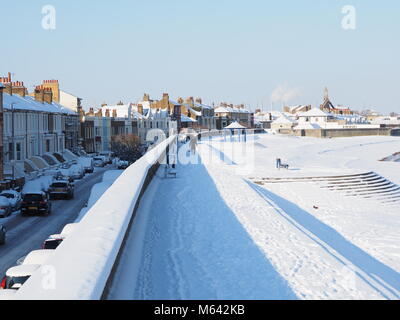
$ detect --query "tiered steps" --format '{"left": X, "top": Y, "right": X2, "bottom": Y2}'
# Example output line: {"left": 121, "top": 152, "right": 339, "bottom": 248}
{"left": 249, "top": 172, "right": 400, "bottom": 205}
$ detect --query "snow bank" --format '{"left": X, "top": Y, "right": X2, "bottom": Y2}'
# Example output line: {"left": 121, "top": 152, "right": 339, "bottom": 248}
{"left": 22, "top": 175, "right": 54, "bottom": 194}
{"left": 15, "top": 136, "right": 176, "bottom": 300}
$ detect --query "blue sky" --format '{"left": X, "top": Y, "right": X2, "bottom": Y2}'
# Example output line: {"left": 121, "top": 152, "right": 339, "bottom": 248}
{"left": 1, "top": 0, "right": 399, "bottom": 113}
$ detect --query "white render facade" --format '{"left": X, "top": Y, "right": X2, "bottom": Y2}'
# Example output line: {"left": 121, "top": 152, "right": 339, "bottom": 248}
{"left": 2, "top": 92, "right": 78, "bottom": 176}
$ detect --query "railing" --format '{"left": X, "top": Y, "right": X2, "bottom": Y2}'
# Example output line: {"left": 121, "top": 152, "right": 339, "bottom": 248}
{"left": 15, "top": 135, "right": 177, "bottom": 300}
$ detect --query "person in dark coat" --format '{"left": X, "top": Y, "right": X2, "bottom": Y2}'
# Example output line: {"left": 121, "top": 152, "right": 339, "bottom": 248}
{"left": 276, "top": 158, "right": 281, "bottom": 168}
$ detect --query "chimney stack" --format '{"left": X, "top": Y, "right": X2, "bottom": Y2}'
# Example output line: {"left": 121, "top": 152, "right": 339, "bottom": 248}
{"left": 42, "top": 79, "right": 60, "bottom": 102}
{"left": 34, "top": 85, "right": 45, "bottom": 103}
{"left": 143, "top": 93, "right": 150, "bottom": 102}
{"left": 185, "top": 97, "right": 194, "bottom": 106}
{"left": 112, "top": 109, "right": 117, "bottom": 118}
{"left": 43, "top": 87, "right": 53, "bottom": 104}
{"left": 137, "top": 104, "right": 144, "bottom": 115}
{"left": 105, "top": 109, "right": 110, "bottom": 117}
{"left": 195, "top": 98, "right": 202, "bottom": 105}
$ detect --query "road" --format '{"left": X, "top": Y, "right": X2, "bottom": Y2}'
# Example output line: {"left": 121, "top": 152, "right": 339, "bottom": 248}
{"left": 0, "top": 165, "right": 112, "bottom": 279}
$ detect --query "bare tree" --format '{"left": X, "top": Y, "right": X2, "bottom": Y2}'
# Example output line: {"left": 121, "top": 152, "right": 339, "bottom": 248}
{"left": 111, "top": 134, "right": 142, "bottom": 163}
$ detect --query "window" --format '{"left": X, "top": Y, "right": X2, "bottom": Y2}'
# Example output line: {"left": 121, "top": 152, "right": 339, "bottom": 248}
{"left": 16, "top": 143, "right": 22, "bottom": 161}
{"left": 46, "top": 140, "right": 50, "bottom": 152}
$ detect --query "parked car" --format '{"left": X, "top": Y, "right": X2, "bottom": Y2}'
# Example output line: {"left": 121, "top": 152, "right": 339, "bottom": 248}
{"left": 61, "top": 223, "right": 78, "bottom": 236}
{"left": 0, "top": 197, "right": 12, "bottom": 218}
{"left": 21, "top": 192, "right": 52, "bottom": 216}
{"left": 99, "top": 151, "right": 113, "bottom": 164}
{"left": 117, "top": 160, "right": 129, "bottom": 170}
{"left": 0, "top": 265, "right": 40, "bottom": 290}
{"left": 49, "top": 180, "right": 74, "bottom": 200}
{"left": 93, "top": 156, "right": 106, "bottom": 167}
{"left": 0, "top": 190, "right": 22, "bottom": 212}
{"left": 0, "top": 225, "right": 6, "bottom": 245}
{"left": 69, "top": 164, "right": 85, "bottom": 180}
{"left": 78, "top": 157, "right": 94, "bottom": 173}
{"left": 17, "top": 250, "right": 55, "bottom": 266}
{"left": 42, "top": 234, "right": 66, "bottom": 249}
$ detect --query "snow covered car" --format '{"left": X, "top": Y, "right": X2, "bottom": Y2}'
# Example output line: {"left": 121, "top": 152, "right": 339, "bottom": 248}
{"left": 0, "top": 190, "right": 22, "bottom": 212}
{"left": 49, "top": 180, "right": 74, "bottom": 200}
{"left": 0, "top": 225, "right": 6, "bottom": 245}
{"left": 61, "top": 223, "right": 77, "bottom": 236}
{"left": 117, "top": 160, "right": 129, "bottom": 170}
{"left": 99, "top": 151, "right": 113, "bottom": 164}
{"left": 21, "top": 192, "right": 52, "bottom": 216}
{"left": 0, "top": 197, "right": 12, "bottom": 218}
{"left": 0, "top": 264, "right": 40, "bottom": 290}
{"left": 42, "top": 234, "right": 66, "bottom": 249}
{"left": 18, "top": 250, "right": 55, "bottom": 266}
{"left": 69, "top": 164, "right": 85, "bottom": 180}
{"left": 93, "top": 156, "right": 106, "bottom": 167}
{"left": 78, "top": 157, "right": 94, "bottom": 173}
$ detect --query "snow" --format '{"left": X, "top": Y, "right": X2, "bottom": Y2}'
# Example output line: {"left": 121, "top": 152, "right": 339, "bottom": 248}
{"left": 3, "top": 93, "right": 76, "bottom": 115}
{"left": 21, "top": 250, "right": 54, "bottom": 266}
{"left": 273, "top": 115, "right": 295, "bottom": 124}
{"left": 195, "top": 134, "right": 400, "bottom": 299}
{"left": 224, "top": 121, "right": 247, "bottom": 129}
{"left": 298, "top": 108, "right": 329, "bottom": 117}
{"left": 14, "top": 136, "right": 177, "bottom": 300}
{"left": 109, "top": 133, "right": 400, "bottom": 300}
{"left": 108, "top": 143, "right": 297, "bottom": 300}
{"left": 11, "top": 132, "right": 400, "bottom": 300}
{"left": 22, "top": 175, "right": 54, "bottom": 194}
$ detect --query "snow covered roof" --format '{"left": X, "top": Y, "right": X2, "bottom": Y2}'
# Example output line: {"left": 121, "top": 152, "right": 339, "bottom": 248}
{"left": 299, "top": 108, "right": 329, "bottom": 117}
{"left": 273, "top": 115, "right": 295, "bottom": 124}
{"left": 215, "top": 106, "right": 250, "bottom": 114}
{"left": 224, "top": 121, "right": 247, "bottom": 129}
{"left": 181, "top": 114, "right": 197, "bottom": 123}
{"left": 194, "top": 102, "right": 213, "bottom": 110}
{"left": 182, "top": 104, "right": 202, "bottom": 117}
{"left": 3, "top": 93, "right": 76, "bottom": 115}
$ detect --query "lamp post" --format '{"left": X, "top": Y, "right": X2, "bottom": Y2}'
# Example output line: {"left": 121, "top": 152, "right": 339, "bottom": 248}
{"left": 10, "top": 102, "right": 16, "bottom": 183}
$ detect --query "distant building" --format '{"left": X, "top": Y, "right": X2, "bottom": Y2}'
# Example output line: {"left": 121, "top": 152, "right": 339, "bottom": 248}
{"left": 214, "top": 103, "right": 253, "bottom": 129}
{"left": 179, "top": 97, "right": 216, "bottom": 130}
{"left": 271, "top": 114, "right": 296, "bottom": 131}
{"left": 0, "top": 83, "right": 4, "bottom": 182}
{"left": 80, "top": 94, "right": 178, "bottom": 153}
{"left": 283, "top": 105, "right": 311, "bottom": 114}
{"left": 0, "top": 73, "right": 78, "bottom": 182}
{"left": 320, "top": 87, "right": 353, "bottom": 115}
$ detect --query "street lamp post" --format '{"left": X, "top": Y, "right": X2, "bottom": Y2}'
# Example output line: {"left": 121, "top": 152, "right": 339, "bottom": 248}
{"left": 10, "top": 102, "right": 17, "bottom": 183}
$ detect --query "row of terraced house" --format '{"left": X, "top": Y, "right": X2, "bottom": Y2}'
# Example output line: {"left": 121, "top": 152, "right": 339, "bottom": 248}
{"left": 0, "top": 72, "right": 254, "bottom": 186}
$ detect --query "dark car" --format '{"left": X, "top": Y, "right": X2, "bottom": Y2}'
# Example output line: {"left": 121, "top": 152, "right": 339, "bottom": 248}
{"left": 49, "top": 181, "right": 74, "bottom": 200}
{"left": 21, "top": 192, "right": 52, "bottom": 216}
{"left": 42, "top": 235, "right": 65, "bottom": 249}
{"left": 0, "top": 225, "right": 6, "bottom": 245}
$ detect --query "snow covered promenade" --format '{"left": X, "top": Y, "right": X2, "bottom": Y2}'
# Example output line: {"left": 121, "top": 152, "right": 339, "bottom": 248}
{"left": 109, "top": 134, "right": 400, "bottom": 300}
